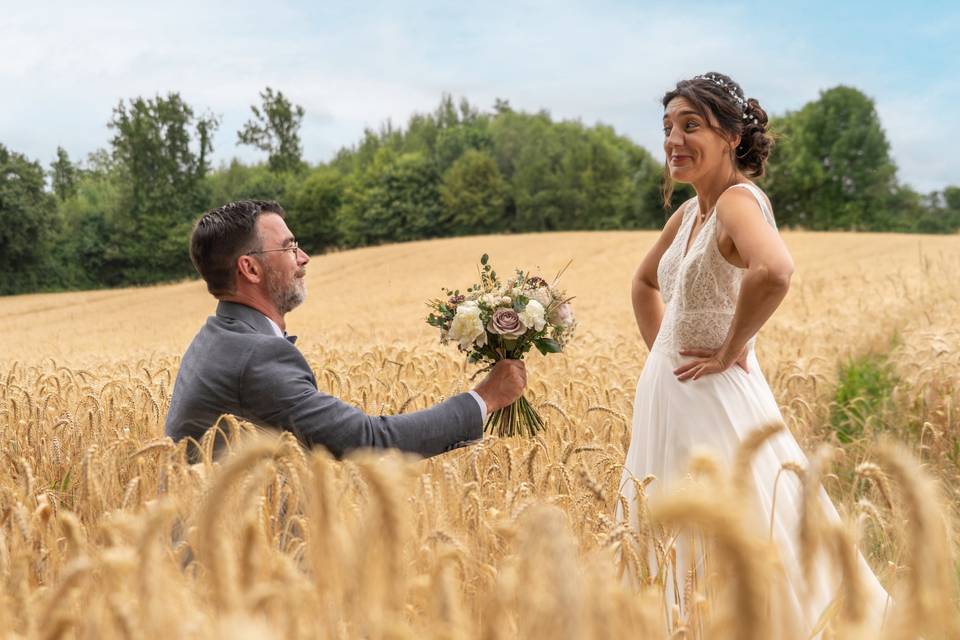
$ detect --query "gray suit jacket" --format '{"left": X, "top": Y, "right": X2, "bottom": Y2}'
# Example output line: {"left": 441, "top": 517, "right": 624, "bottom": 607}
{"left": 164, "top": 301, "right": 482, "bottom": 458}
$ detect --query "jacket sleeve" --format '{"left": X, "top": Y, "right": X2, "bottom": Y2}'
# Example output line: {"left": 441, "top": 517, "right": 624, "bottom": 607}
{"left": 239, "top": 337, "right": 483, "bottom": 458}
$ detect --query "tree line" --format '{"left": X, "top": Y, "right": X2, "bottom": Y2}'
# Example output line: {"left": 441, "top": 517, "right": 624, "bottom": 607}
{"left": 2, "top": 86, "right": 958, "bottom": 295}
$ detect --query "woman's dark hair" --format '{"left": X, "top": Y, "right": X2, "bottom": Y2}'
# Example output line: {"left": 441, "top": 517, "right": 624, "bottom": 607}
{"left": 189, "top": 200, "right": 286, "bottom": 296}
{"left": 661, "top": 72, "right": 774, "bottom": 207}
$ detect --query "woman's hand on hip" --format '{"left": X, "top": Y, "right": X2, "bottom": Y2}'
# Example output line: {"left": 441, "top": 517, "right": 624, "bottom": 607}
{"left": 674, "top": 346, "right": 749, "bottom": 381}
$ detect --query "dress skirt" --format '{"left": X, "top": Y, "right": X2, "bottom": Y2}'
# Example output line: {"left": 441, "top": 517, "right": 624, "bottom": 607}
{"left": 618, "top": 348, "right": 891, "bottom": 637}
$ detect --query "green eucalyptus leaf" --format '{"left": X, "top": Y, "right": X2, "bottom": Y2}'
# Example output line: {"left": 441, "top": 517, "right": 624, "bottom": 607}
{"left": 534, "top": 338, "right": 562, "bottom": 355}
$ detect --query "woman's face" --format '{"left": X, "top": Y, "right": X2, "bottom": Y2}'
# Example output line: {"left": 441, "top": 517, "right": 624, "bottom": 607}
{"left": 662, "top": 96, "right": 736, "bottom": 183}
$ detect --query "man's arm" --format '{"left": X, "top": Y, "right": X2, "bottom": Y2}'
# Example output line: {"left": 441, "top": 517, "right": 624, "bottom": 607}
{"left": 241, "top": 338, "right": 485, "bottom": 458}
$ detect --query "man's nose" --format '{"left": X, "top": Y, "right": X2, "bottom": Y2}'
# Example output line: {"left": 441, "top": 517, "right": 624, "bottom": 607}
{"left": 298, "top": 248, "right": 310, "bottom": 264}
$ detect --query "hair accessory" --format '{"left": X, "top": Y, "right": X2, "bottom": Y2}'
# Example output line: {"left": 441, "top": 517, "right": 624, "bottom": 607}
{"left": 692, "top": 74, "right": 758, "bottom": 125}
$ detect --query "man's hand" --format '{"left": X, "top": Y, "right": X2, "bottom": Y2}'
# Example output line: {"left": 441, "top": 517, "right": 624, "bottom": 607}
{"left": 473, "top": 360, "right": 527, "bottom": 412}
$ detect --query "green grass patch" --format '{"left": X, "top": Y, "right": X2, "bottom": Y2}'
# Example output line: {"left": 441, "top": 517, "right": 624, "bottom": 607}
{"left": 830, "top": 352, "right": 899, "bottom": 443}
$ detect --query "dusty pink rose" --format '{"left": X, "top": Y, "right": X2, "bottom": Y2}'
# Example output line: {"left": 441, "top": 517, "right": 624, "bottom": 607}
{"left": 488, "top": 307, "right": 526, "bottom": 338}
{"left": 549, "top": 302, "right": 575, "bottom": 328}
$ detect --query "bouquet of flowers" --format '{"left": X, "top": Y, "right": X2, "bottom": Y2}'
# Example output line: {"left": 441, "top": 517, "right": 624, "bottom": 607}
{"left": 427, "top": 254, "right": 576, "bottom": 437}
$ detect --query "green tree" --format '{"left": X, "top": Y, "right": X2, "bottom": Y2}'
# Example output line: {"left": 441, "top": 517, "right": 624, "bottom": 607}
{"left": 0, "top": 144, "right": 59, "bottom": 294}
{"left": 49, "top": 146, "right": 79, "bottom": 202}
{"left": 908, "top": 186, "right": 960, "bottom": 234}
{"left": 206, "top": 159, "right": 289, "bottom": 208}
{"left": 55, "top": 153, "right": 126, "bottom": 288}
{"left": 488, "top": 111, "right": 662, "bottom": 232}
{"left": 570, "top": 123, "right": 663, "bottom": 230}
{"left": 942, "top": 186, "right": 960, "bottom": 232}
{"left": 107, "top": 92, "right": 219, "bottom": 284}
{"left": 328, "top": 93, "right": 666, "bottom": 236}
{"left": 763, "top": 86, "right": 897, "bottom": 230}
{"left": 439, "top": 149, "right": 507, "bottom": 234}
{"left": 493, "top": 98, "right": 513, "bottom": 115}
{"left": 238, "top": 87, "right": 306, "bottom": 174}
{"left": 944, "top": 186, "right": 960, "bottom": 212}
{"left": 887, "top": 185, "right": 927, "bottom": 232}
{"left": 287, "top": 165, "right": 344, "bottom": 252}
{"left": 332, "top": 95, "right": 493, "bottom": 179}
{"left": 431, "top": 96, "right": 493, "bottom": 172}
{"left": 490, "top": 110, "right": 566, "bottom": 231}
{"left": 338, "top": 149, "right": 443, "bottom": 246}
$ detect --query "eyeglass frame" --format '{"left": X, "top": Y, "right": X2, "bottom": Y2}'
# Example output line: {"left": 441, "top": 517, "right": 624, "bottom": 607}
{"left": 246, "top": 241, "right": 301, "bottom": 257}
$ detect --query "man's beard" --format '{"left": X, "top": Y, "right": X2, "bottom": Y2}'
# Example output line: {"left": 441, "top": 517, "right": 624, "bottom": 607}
{"left": 266, "top": 268, "right": 307, "bottom": 315}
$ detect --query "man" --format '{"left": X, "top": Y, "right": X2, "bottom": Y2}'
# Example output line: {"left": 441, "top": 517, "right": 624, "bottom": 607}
{"left": 165, "top": 200, "right": 526, "bottom": 458}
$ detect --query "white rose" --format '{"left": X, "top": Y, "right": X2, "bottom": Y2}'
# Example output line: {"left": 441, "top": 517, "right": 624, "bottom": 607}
{"left": 448, "top": 302, "right": 486, "bottom": 350}
{"left": 549, "top": 302, "right": 575, "bottom": 329}
{"left": 527, "top": 286, "right": 552, "bottom": 307}
{"left": 518, "top": 299, "right": 547, "bottom": 332}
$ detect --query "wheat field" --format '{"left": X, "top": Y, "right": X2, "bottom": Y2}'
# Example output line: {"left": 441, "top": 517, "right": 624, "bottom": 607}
{"left": 1, "top": 230, "right": 959, "bottom": 639}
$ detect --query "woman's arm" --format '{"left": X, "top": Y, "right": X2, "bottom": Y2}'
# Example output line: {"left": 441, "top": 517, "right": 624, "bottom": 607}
{"left": 714, "top": 188, "right": 794, "bottom": 366}
{"left": 633, "top": 203, "right": 689, "bottom": 350}
{"left": 674, "top": 188, "right": 794, "bottom": 381}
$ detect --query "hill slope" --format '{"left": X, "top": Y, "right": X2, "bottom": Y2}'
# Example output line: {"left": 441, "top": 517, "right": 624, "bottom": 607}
{"left": 2, "top": 230, "right": 957, "bottom": 367}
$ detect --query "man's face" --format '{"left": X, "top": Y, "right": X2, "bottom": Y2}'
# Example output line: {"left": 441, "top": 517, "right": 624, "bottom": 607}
{"left": 253, "top": 213, "right": 310, "bottom": 314}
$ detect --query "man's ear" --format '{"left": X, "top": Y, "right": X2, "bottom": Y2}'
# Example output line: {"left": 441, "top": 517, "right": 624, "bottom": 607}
{"left": 236, "top": 255, "right": 263, "bottom": 284}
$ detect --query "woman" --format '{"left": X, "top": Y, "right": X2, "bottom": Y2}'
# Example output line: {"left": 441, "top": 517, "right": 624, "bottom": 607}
{"left": 618, "top": 73, "right": 890, "bottom": 635}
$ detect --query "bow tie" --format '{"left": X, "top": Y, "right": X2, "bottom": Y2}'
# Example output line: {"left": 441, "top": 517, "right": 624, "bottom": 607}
{"left": 284, "top": 334, "right": 298, "bottom": 344}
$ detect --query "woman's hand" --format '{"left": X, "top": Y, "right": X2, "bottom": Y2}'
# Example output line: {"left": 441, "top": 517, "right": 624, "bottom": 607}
{"left": 674, "top": 346, "right": 749, "bottom": 381}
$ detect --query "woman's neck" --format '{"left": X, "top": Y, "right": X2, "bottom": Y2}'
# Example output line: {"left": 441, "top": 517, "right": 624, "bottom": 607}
{"left": 693, "top": 166, "right": 744, "bottom": 219}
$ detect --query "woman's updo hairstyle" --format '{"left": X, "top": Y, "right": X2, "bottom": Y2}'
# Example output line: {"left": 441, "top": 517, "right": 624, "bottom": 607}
{"left": 661, "top": 72, "right": 774, "bottom": 206}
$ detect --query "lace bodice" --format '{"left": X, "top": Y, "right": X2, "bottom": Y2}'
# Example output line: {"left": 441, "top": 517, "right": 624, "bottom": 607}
{"left": 651, "top": 183, "right": 777, "bottom": 361}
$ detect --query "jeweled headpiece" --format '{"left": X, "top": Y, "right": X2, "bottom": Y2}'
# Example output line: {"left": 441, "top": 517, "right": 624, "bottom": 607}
{"left": 692, "top": 74, "right": 758, "bottom": 124}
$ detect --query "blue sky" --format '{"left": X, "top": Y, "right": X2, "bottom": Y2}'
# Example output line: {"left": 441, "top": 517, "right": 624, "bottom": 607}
{"left": 3, "top": 0, "right": 957, "bottom": 192}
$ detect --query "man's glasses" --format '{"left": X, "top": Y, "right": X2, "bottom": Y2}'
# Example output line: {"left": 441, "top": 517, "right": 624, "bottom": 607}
{"left": 247, "top": 241, "right": 300, "bottom": 257}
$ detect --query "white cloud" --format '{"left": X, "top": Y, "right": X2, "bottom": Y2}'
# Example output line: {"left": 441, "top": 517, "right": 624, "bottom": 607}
{"left": 876, "top": 79, "right": 960, "bottom": 194}
{"left": 1, "top": 0, "right": 955, "bottom": 191}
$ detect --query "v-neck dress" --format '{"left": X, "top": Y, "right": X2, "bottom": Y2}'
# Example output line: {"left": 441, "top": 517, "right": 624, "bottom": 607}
{"left": 617, "top": 183, "right": 890, "bottom": 637}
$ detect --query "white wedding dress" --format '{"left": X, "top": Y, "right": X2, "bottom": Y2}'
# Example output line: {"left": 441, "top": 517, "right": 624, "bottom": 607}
{"left": 618, "top": 183, "right": 890, "bottom": 636}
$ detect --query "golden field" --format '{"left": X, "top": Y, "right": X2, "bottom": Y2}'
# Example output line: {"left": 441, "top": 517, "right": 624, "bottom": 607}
{"left": 1, "top": 230, "right": 959, "bottom": 639}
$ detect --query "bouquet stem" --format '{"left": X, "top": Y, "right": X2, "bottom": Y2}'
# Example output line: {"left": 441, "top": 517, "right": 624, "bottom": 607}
{"left": 483, "top": 394, "right": 545, "bottom": 438}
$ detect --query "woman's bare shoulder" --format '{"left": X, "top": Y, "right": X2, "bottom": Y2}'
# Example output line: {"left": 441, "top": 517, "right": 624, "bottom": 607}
{"left": 717, "top": 183, "right": 773, "bottom": 217}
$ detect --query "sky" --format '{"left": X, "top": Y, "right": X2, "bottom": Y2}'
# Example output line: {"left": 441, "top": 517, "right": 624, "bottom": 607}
{"left": 2, "top": 0, "right": 958, "bottom": 193}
